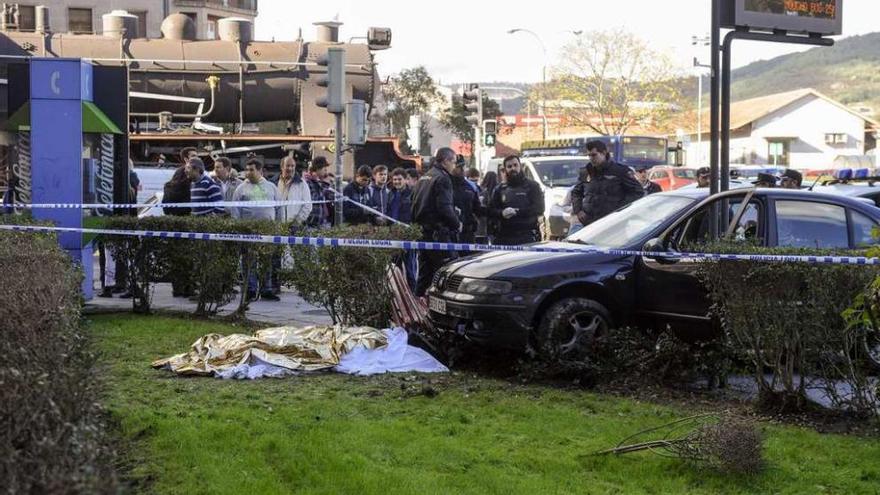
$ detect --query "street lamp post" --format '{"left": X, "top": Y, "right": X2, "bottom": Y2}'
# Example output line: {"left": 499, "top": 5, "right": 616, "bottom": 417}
{"left": 692, "top": 35, "right": 711, "bottom": 166}
{"left": 508, "top": 28, "right": 548, "bottom": 140}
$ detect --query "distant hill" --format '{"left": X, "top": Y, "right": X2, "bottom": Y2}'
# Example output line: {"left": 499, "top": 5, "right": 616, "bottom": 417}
{"left": 722, "top": 32, "right": 880, "bottom": 118}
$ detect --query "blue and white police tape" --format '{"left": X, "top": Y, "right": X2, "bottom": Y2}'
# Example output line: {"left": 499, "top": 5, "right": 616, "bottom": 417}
{"left": 11, "top": 199, "right": 334, "bottom": 209}
{"left": 12, "top": 195, "right": 411, "bottom": 227}
{"left": 1, "top": 223, "right": 878, "bottom": 265}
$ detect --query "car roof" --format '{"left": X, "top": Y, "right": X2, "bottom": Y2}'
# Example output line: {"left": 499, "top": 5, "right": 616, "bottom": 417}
{"left": 657, "top": 186, "right": 880, "bottom": 210}
{"left": 811, "top": 183, "right": 880, "bottom": 196}
{"left": 521, "top": 156, "right": 590, "bottom": 164}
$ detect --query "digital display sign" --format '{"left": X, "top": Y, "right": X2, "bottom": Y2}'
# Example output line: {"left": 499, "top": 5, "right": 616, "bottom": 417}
{"left": 721, "top": 0, "right": 842, "bottom": 36}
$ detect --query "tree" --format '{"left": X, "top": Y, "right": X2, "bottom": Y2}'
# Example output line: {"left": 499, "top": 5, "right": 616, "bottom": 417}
{"left": 381, "top": 66, "right": 443, "bottom": 155}
{"left": 441, "top": 93, "right": 503, "bottom": 145}
{"left": 545, "top": 29, "right": 683, "bottom": 136}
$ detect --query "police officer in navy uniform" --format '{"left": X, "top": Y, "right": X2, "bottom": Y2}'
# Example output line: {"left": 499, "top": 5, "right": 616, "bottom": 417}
{"left": 571, "top": 140, "right": 644, "bottom": 226}
{"left": 411, "top": 147, "right": 461, "bottom": 296}
{"left": 488, "top": 154, "right": 545, "bottom": 245}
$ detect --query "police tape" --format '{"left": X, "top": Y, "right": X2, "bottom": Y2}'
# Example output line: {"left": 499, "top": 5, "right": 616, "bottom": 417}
{"left": 1, "top": 223, "right": 878, "bottom": 265}
{"left": 11, "top": 199, "right": 335, "bottom": 209}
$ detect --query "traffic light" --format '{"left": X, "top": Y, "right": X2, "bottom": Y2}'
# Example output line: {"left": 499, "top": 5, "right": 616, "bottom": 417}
{"left": 316, "top": 47, "right": 346, "bottom": 114}
{"left": 483, "top": 119, "right": 497, "bottom": 146}
{"left": 462, "top": 84, "right": 482, "bottom": 126}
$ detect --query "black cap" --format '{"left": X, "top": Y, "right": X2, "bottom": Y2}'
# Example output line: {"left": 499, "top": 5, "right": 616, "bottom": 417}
{"left": 781, "top": 169, "right": 803, "bottom": 185}
{"left": 752, "top": 172, "right": 777, "bottom": 185}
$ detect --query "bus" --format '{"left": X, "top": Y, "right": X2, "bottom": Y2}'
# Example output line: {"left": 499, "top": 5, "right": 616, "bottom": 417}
{"left": 521, "top": 135, "right": 669, "bottom": 170}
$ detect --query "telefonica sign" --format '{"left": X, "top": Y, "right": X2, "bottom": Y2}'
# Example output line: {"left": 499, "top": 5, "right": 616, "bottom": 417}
{"left": 721, "top": 0, "right": 843, "bottom": 36}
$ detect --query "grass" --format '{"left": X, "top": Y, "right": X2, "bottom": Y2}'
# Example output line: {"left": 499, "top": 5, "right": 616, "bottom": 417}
{"left": 91, "top": 314, "right": 880, "bottom": 495}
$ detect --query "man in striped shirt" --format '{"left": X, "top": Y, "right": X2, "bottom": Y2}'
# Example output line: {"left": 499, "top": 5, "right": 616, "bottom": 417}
{"left": 186, "top": 158, "right": 224, "bottom": 216}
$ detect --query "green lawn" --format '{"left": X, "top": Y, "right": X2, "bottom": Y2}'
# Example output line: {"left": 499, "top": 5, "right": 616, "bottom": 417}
{"left": 91, "top": 314, "right": 880, "bottom": 495}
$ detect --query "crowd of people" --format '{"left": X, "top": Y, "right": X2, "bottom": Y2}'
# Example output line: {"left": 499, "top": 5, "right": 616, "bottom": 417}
{"left": 97, "top": 139, "right": 810, "bottom": 302}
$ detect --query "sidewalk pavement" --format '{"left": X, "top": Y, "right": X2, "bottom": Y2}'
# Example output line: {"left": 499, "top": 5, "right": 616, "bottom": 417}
{"left": 86, "top": 282, "right": 333, "bottom": 327}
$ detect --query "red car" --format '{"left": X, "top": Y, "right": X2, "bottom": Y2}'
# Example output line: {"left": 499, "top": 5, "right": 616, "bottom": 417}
{"left": 647, "top": 166, "right": 697, "bottom": 191}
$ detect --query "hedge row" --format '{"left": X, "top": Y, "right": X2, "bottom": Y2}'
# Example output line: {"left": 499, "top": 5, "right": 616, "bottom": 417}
{"left": 698, "top": 242, "right": 880, "bottom": 418}
{"left": 0, "top": 218, "right": 118, "bottom": 493}
{"left": 102, "top": 216, "right": 422, "bottom": 327}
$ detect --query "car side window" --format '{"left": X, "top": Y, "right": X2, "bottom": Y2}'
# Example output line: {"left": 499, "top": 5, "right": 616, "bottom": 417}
{"left": 775, "top": 200, "right": 848, "bottom": 248}
{"left": 675, "top": 196, "right": 762, "bottom": 246}
{"left": 851, "top": 210, "right": 879, "bottom": 247}
{"left": 524, "top": 166, "right": 535, "bottom": 182}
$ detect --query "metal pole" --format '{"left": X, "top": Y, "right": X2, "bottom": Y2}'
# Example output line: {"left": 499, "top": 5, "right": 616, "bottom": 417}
{"left": 334, "top": 113, "right": 344, "bottom": 226}
{"left": 541, "top": 64, "right": 548, "bottom": 140}
{"left": 720, "top": 30, "right": 833, "bottom": 193}
{"left": 709, "top": 0, "right": 721, "bottom": 239}
{"left": 697, "top": 72, "right": 703, "bottom": 166}
{"left": 710, "top": 0, "right": 720, "bottom": 198}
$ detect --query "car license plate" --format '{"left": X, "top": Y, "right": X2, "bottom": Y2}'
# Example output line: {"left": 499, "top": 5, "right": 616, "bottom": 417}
{"left": 429, "top": 296, "right": 447, "bottom": 315}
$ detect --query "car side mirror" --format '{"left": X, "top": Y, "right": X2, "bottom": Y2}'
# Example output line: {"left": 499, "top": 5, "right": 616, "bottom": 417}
{"left": 642, "top": 237, "right": 678, "bottom": 265}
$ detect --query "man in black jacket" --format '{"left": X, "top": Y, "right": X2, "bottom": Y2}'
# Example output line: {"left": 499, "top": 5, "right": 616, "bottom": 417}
{"left": 342, "top": 165, "right": 373, "bottom": 225}
{"left": 163, "top": 147, "right": 198, "bottom": 216}
{"left": 634, "top": 164, "right": 662, "bottom": 194}
{"left": 451, "top": 160, "right": 483, "bottom": 246}
{"left": 411, "top": 147, "right": 461, "bottom": 296}
{"left": 488, "top": 155, "right": 544, "bottom": 245}
{"left": 570, "top": 140, "right": 644, "bottom": 226}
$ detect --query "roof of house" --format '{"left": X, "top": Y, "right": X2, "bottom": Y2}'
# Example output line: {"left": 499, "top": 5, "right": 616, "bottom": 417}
{"left": 691, "top": 88, "right": 880, "bottom": 135}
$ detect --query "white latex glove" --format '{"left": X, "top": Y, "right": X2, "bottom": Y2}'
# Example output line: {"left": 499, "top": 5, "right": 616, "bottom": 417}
{"left": 454, "top": 207, "right": 462, "bottom": 216}
{"left": 502, "top": 207, "right": 518, "bottom": 219}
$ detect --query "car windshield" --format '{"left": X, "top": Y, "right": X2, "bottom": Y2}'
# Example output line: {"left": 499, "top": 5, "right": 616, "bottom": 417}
{"left": 673, "top": 169, "right": 697, "bottom": 179}
{"left": 566, "top": 194, "right": 697, "bottom": 248}
{"left": 531, "top": 160, "right": 588, "bottom": 188}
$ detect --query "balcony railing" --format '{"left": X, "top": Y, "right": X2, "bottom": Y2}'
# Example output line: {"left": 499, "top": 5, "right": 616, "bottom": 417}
{"left": 174, "top": 0, "right": 258, "bottom": 13}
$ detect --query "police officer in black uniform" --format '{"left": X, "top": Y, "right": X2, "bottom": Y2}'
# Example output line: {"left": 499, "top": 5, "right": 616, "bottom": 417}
{"left": 488, "top": 155, "right": 545, "bottom": 245}
{"left": 571, "top": 140, "right": 644, "bottom": 226}
{"left": 411, "top": 147, "right": 461, "bottom": 296}
{"left": 451, "top": 158, "right": 483, "bottom": 247}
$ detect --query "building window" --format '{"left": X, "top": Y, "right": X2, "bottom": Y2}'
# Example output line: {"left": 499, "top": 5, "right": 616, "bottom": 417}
{"left": 767, "top": 140, "right": 789, "bottom": 166}
{"left": 18, "top": 5, "right": 35, "bottom": 31}
{"left": 130, "top": 11, "right": 148, "bottom": 38}
{"left": 68, "top": 8, "right": 93, "bottom": 34}
{"left": 824, "top": 133, "right": 847, "bottom": 145}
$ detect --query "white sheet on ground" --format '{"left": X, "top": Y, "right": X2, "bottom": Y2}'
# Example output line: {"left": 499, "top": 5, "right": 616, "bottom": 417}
{"left": 334, "top": 327, "right": 449, "bottom": 376}
{"left": 214, "top": 327, "right": 447, "bottom": 379}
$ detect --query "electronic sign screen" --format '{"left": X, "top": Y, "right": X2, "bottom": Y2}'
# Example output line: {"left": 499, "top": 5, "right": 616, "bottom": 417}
{"left": 722, "top": 0, "right": 842, "bottom": 36}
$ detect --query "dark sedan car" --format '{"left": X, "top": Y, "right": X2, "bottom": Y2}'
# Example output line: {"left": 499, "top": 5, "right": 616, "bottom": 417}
{"left": 428, "top": 188, "right": 880, "bottom": 362}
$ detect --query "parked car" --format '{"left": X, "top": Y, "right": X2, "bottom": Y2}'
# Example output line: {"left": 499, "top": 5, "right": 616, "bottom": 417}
{"left": 647, "top": 166, "right": 697, "bottom": 191}
{"left": 427, "top": 188, "right": 880, "bottom": 367}
{"left": 812, "top": 183, "right": 880, "bottom": 207}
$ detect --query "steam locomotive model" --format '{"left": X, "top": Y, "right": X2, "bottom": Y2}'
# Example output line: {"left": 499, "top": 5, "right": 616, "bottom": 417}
{"left": 0, "top": 7, "right": 418, "bottom": 174}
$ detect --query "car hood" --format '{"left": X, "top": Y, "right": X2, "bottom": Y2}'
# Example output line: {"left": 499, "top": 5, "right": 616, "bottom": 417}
{"left": 444, "top": 242, "right": 627, "bottom": 279}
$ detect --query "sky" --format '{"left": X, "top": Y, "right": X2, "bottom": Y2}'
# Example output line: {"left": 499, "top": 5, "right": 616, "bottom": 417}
{"left": 255, "top": 0, "right": 878, "bottom": 84}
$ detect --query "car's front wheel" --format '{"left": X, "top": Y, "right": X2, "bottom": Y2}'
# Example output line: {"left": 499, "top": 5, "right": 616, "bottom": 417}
{"left": 534, "top": 298, "right": 611, "bottom": 361}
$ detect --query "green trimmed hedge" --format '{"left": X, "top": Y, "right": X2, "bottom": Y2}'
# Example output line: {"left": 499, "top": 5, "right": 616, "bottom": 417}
{"left": 0, "top": 219, "right": 118, "bottom": 493}
{"left": 698, "top": 242, "right": 879, "bottom": 417}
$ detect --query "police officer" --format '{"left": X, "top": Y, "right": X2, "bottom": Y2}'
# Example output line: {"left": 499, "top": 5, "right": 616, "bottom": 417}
{"left": 488, "top": 155, "right": 545, "bottom": 245}
{"left": 634, "top": 164, "right": 662, "bottom": 194}
{"left": 571, "top": 140, "right": 644, "bottom": 226}
{"left": 411, "top": 147, "right": 461, "bottom": 296}
{"left": 451, "top": 158, "right": 483, "bottom": 246}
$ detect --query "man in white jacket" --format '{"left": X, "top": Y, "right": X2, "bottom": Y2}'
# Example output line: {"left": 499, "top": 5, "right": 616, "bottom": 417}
{"left": 272, "top": 156, "right": 313, "bottom": 226}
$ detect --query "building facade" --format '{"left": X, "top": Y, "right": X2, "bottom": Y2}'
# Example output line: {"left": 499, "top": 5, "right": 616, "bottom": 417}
{"left": 683, "top": 89, "right": 879, "bottom": 169}
{"left": 4, "top": 0, "right": 257, "bottom": 39}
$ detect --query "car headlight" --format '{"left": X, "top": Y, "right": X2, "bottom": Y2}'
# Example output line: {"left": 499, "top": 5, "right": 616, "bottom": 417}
{"left": 457, "top": 277, "right": 512, "bottom": 295}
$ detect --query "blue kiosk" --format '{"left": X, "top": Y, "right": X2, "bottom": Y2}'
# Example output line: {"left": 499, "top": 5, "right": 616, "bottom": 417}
{"left": 6, "top": 58, "right": 127, "bottom": 299}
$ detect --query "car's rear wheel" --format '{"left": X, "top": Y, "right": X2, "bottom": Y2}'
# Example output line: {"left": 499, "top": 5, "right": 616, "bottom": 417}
{"left": 534, "top": 298, "right": 611, "bottom": 361}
